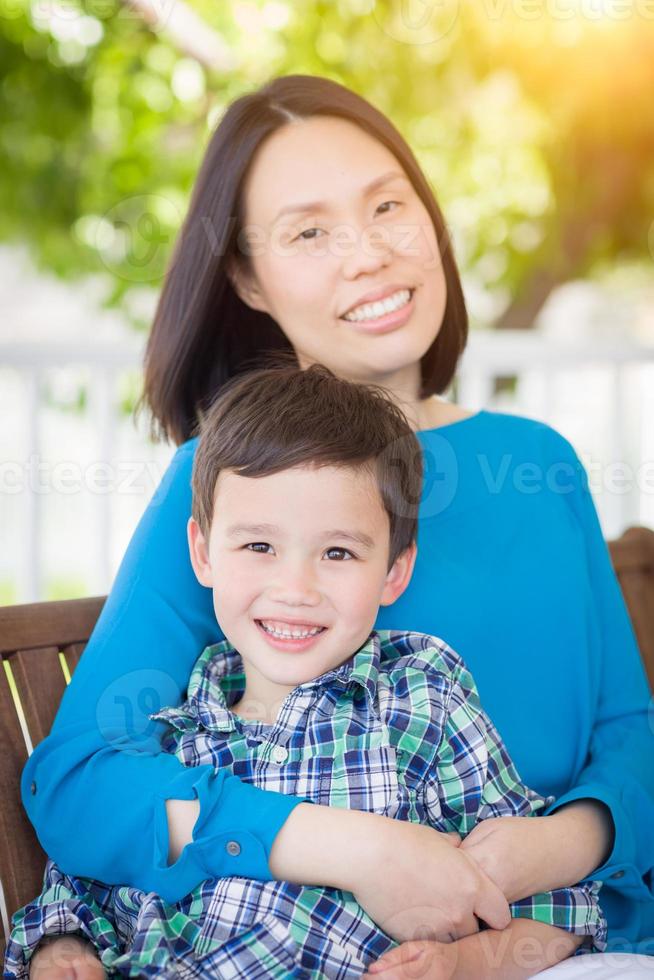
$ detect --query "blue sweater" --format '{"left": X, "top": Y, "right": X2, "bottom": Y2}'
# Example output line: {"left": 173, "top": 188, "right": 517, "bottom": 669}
{"left": 20, "top": 410, "right": 654, "bottom": 951}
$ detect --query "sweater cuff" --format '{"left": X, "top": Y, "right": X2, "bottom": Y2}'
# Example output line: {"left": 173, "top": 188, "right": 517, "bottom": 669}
{"left": 146, "top": 766, "right": 311, "bottom": 904}
{"left": 543, "top": 783, "right": 652, "bottom": 900}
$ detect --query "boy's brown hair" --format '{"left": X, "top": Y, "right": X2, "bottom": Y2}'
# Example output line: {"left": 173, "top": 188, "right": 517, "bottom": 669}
{"left": 191, "top": 354, "right": 424, "bottom": 570}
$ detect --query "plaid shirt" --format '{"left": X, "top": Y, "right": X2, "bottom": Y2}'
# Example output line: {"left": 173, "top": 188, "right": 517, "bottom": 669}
{"left": 5, "top": 630, "right": 606, "bottom": 979}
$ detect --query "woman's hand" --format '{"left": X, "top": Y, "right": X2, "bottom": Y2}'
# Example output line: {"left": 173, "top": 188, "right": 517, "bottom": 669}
{"left": 28, "top": 935, "right": 105, "bottom": 979}
{"left": 349, "top": 820, "right": 510, "bottom": 944}
{"left": 459, "top": 801, "right": 614, "bottom": 903}
{"left": 270, "top": 805, "right": 510, "bottom": 944}
{"left": 459, "top": 815, "right": 556, "bottom": 903}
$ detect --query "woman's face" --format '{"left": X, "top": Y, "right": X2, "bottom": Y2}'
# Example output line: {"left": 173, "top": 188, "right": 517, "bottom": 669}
{"left": 232, "top": 115, "right": 448, "bottom": 390}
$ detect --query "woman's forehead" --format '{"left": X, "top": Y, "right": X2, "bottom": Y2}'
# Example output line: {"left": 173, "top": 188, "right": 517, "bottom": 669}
{"left": 243, "top": 116, "right": 407, "bottom": 223}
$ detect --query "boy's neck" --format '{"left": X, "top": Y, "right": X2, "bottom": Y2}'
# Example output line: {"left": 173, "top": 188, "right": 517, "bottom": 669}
{"left": 230, "top": 667, "right": 295, "bottom": 726}
{"left": 229, "top": 647, "right": 358, "bottom": 726}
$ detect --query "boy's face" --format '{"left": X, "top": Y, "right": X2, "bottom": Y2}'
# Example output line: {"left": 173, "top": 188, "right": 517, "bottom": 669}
{"left": 188, "top": 463, "right": 416, "bottom": 717}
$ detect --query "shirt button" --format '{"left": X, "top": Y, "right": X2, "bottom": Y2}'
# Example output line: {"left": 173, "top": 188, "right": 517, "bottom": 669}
{"left": 30, "top": 781, "right": 37, "bottom": 795}
{"left": 225, "top": 840, "right": 241, "bottom": 857}
{"left": 272, "top": 745, "right": 289, "bottom": 764}
{"left": 610, "top": 870, "right": 625, "bottom": 880}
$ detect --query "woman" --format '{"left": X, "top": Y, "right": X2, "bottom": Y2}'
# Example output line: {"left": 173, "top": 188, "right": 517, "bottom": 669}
{"left": 22, "top": 75, "right": 653, "bottom": 978}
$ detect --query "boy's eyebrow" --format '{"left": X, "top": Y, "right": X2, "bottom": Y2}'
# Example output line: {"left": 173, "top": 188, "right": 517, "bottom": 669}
{"left": 271, "top": 170, "right": 410, "bottom": 226}
{"left": 225, "top": 522, "right": 376, "bottom": 549}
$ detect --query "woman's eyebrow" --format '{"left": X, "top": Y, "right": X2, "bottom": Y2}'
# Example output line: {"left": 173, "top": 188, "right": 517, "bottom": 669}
{"left": 271, "top": 170, "right": 409, "bottom": 226}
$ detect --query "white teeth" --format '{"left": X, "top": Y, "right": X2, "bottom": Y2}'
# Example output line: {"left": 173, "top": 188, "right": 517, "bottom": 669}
{"left": 343, "top": 288, "right": 412, "bottom": 323}
{"left": 259, "top": 620, "right": 324, "bottom": 639}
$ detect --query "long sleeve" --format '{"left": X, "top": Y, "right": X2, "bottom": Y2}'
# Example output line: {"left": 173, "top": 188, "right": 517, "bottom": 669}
{"left": 3, "top": 858, "right": 122, "bottom": 980}
{"left": 20, "top": 439, "right": 307, "bottom": 904}
{"left": 421, "top": 659, "right": 607, "bottom": 952}
{"left": 537, "top": 430, "right": 654, "bottom": 903}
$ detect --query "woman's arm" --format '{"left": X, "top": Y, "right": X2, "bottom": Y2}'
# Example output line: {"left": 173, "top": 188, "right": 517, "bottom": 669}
{"left": 461, "top": 429, "right": 653, "bottom": 912}
{"left": 459, "top": 800, "right": 613, "bottom": 904}
{"left": 19, "top": 438, "right": 510, "bottom": 932}
{"left": 538, "top": 431, "right": 654, "bottom": 896}
{"left": 20, "top": 439, "right": 305, "bottom": 904}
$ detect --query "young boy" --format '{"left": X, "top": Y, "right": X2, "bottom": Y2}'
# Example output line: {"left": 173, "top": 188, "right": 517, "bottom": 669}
{"left": 6, "top": 362, "right": 606, "bottom": 980}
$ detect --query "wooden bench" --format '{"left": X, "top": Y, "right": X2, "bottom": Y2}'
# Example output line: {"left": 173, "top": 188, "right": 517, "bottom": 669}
{"left": 2, "top": 526, "right": 653, "bottom": 953}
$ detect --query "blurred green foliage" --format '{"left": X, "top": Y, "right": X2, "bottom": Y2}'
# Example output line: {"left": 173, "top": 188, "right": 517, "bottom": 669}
{"left": 1, "top": 0, "right": 653, "bottom": 329}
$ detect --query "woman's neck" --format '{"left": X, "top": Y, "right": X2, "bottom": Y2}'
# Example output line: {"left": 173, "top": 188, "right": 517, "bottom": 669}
{"left": 413, "top": 396, "right": 476, "bottom": 432}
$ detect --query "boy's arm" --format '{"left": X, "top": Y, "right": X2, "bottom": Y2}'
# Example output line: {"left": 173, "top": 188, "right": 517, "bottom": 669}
{"left": 376, "top": 919, "right": 584, "bottom": 980}
{"left": 418, "top": 654, "right": 607, "bottom": 958}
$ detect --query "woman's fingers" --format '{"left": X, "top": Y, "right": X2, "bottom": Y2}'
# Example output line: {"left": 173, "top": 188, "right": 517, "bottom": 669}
{"left": 472, "top": 869, "right": 511, "bottom": 931}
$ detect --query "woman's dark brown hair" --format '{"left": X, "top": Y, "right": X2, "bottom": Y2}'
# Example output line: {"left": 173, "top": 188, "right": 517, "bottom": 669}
{"left": 138, "top": 74, "right": 469, "bottom": 446}
{"left": 191, "top": 353, "right": 424, "bottom": 571}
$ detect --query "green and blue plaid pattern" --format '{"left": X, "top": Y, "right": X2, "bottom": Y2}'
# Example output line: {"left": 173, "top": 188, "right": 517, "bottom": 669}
{"left": 5, "top": 629, "right": 606, "bottom": 978}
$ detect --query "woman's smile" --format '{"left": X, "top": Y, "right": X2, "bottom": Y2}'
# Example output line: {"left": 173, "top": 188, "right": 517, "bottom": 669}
{"left": 340, "top": 287, "right": 416, "bottom": 335}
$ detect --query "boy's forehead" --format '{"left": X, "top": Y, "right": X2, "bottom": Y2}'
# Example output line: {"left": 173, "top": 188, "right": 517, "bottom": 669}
{"left": 212, "top": 464, "right": 387, "bottom": 534}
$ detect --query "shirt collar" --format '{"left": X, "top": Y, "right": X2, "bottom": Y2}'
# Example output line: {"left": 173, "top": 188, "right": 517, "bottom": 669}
{"left": 149, "top": 630, "right": 382, "bottom": 735}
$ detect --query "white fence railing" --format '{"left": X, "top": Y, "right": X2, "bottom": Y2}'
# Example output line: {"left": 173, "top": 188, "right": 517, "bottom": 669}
{"left": 1, "top": 330, "right": 654, "bottom": 603}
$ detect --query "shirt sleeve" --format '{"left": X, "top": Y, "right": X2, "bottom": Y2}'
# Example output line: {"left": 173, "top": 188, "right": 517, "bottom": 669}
{"left": 20, "top": 439, "right": 309, "bottom": 905}
{"left": 538, "top": 427, "right": 654, "bottom": 901}
{"left": 420, "top": 658, "right": 607, "bottom": 952}
{"left": 3, "top": 858, "right": 121, "bottom": 980}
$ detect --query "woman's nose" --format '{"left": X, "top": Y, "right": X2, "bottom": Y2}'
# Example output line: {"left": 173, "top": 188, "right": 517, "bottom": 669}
{"left": 341, "top": 225, "right": 393, "bottom": 280}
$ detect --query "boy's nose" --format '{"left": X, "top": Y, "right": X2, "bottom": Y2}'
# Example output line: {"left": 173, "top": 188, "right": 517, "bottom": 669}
{"left": 267, "top": 566, "right": 321, "bottom": 606}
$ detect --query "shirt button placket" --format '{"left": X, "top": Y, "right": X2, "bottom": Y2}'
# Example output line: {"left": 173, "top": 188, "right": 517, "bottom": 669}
{"left": 272, "top": 744, "right": 289, "bottom": 764}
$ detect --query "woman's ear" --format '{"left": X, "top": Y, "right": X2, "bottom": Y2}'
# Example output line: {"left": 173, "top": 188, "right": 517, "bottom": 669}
{"left": 226, "top": 258, "right": 270, "bottom": 315}
{"left": 379, "top": 541, "right": 418, "bottom": 607}
{"left": 187, "top": 516, "right": 214, "bottom": 588}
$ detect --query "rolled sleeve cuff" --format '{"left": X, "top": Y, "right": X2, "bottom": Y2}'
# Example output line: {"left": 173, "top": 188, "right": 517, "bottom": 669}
{"left": 543, "top": 783, "right": 652, "bottom": 901}
{"left": 147, "top": 766, "right": 312, "bottom": 904}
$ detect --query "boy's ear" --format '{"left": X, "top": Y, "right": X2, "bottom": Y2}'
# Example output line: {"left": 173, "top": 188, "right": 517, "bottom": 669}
{"left": 187, "top": 517, "right": 214, "bottom": 588}
{"left": 226, "top": 258, "right": 270, "bottom": 315}
{"left": 379, "top": 541, "right": 417, "bottom": 607}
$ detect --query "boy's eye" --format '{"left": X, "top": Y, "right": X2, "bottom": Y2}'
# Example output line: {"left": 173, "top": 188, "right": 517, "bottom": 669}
{"left": 325, "top": 547, "right": 354, "bottom": 561}
{"left": 244, "top": 544, "right": 354, "bottom": 560}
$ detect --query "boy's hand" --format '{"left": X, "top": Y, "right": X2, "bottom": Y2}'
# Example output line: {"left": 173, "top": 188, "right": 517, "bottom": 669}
{"left": 28, "top": 935, "right": 106, "bottom": 979}
{"left": 362, "top": 920, "right": 585, "bottom": 979}
{"left": 362, "top": 939, "right": 457, "bottom": 979}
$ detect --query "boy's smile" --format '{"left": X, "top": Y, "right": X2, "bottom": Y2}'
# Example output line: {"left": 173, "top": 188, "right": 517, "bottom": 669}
{"left": 188, "top": 463, "right": 416, "bottom": 724}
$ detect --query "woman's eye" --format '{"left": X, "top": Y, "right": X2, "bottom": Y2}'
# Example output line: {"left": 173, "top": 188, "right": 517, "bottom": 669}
{"left": 245, "top": 542, "right": 273, "bottom": 554}
{"left": 325, "top": 547, "right": 355, "bottom": 561}
{"left": 296, "top": 227, "right": 325, "bottom": 241}
{"left": 376, "top": 200, "right": 401, "bottom": 215}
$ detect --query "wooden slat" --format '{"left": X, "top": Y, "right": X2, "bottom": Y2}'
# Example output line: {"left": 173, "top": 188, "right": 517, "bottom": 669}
{"left": 609, "top": 526, "right": 654, "bottom": 691}
{"left": 0, "top": 596, "right": 106, "bottom": 656}
{"left": 9, "top": 647, "right": 68, "bottom": 749}
{"left": 0, "top": 661, "right": 48, "bottom": 951}
{"left": 609, "top": 525, "right": 654, "bottom": 573}
{"left": 61, "top": 642, "right": 86, "bottom": 677}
